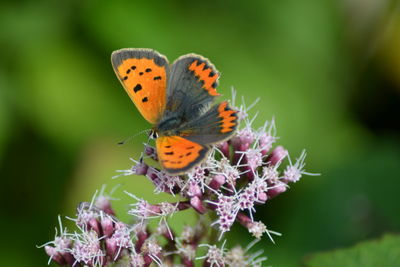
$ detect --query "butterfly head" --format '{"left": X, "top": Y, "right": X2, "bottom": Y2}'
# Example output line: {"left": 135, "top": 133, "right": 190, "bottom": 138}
{"left": 149, "top": 129, "right": 159, "bottom": 139}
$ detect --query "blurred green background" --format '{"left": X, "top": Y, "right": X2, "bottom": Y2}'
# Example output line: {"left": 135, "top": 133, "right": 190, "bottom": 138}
{"left": 1, "top": 0, "right": 399, "bottom": 266}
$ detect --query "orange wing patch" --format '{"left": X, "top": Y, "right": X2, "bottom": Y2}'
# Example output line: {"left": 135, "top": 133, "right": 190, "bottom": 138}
{"left": 218, "top": 102, "right": 237, "bottom": 133}
{"left": 156, "top": 136, "right": 208, "bottom": 174}
{"left": 115, "top": 58, "right": 167, "bottom": 124}
{"left": 189, "top": 60, "right": 220, "bottom": 96}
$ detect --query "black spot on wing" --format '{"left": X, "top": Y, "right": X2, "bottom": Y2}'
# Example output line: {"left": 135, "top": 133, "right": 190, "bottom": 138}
{"left": 131, "top": 66, "right": 136, "bottom": 70}
{"left": 145, "top": 68, "right": 152, "bottom": 72}
{"left": 142, "top": 97, "right": 148, "bottom": 103}
{"left": 153, "top": 76, "right": 162, "bottom": 80}
{"left": 133, "top": 84, "right": 142, "bottom": 93}
{"left": 139, "top": 72, "right": 144, "bottom": 75}
{"left": 165, "top": 152, "right": 174, "bottom": 155}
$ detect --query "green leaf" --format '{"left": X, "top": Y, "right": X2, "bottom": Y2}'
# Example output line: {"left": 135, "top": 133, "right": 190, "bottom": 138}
{"left": 304, "top": 234, "right": 400, "bottom": 267}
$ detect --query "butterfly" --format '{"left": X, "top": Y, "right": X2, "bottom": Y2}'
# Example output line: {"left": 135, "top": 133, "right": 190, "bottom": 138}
{"left": 111, "top": 48, "right": 238, "bottom": 175}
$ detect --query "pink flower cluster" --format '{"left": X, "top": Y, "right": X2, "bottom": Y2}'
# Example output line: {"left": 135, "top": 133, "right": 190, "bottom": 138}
{"left": 42, "top": 190, "right": 267, "bottom": 266}
{"left": 43, "top": 94, "right": 313, "bottom": 266}
{"left": 116, "top": 95, "right": 311, "bottom": 241}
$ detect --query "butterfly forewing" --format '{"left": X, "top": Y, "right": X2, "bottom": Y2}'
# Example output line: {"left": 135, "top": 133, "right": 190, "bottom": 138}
{"left": 164, "top": 54, "right": 220, "bottom": 122}
{"left": 111, "top": 48, "right": 169, "bottom": 124}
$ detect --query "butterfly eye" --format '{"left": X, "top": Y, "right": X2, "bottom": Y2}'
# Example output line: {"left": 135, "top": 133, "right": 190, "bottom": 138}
{"left": 149, "top": 130, "right": 158, "bottom": 139}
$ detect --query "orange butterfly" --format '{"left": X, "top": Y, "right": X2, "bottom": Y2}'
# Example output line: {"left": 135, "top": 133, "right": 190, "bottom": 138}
{"left": 111, "top": 48, "right": 238, "bottom": 174}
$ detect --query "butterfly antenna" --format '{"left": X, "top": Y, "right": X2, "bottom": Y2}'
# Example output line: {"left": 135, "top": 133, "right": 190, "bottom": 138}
{"left": 118, "top": 129, "right": 151, "bottom": 145}
{"left": 147, "top": 131, "right": 153, "bottom": 144}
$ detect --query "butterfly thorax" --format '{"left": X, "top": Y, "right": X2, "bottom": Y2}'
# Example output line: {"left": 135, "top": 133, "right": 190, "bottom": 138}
{"left": 156, "top": 114, "right": 187, "bottom": 136}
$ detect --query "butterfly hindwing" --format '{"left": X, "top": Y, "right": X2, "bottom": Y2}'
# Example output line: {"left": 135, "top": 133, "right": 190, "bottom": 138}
{"left": 111, "top": 48, "right": 169, "bottom": 124}
{"left": 156, "top": 101, "right": 237, "bottom": 174}
{"left": 156, "top": 136, "right": 209, "bottom": 174}
{"left": 182, "top": 101, "right": 238, "bottom": 144}
{"left": 165, "top": 54, "right": 220, "bottom": 121}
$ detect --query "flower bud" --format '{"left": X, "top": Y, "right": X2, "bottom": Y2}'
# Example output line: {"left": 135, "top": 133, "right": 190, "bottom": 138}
{"left": 106, "top": 238, "right": 118, "bottom": 258}
{"left": 190, "top": 196, "right": 206, "bottom": 214}
{"left": 217, "top": 141, "right": 230, "bottom": 158}
{"left": 134, "top": 161, "right": 149, "bottom": 175}
{"left": 267, "top": 183, "right": 287, "bottom": 198}
{"left": 268, "top": 146, "right": 287, "bottom": 166}
{"left": 96, "top": 196, "right": 115, "bottom": 216}
{"left": 45, "top": 246, "right": 65, "bottom": 265}
{"left": 101, "top": 216, "right": 115, "bottom": 237}
{"left": 209, "top": 174, "right": 226, "bottom": 190}
{"left": 257, "top": 192, "right": 268, "bottom": 203}
{"left": 88, "top": 218, "right": 101, "bottom": 235}
{"left": 187, "top": 181, "right": 202, "bottom": 198}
